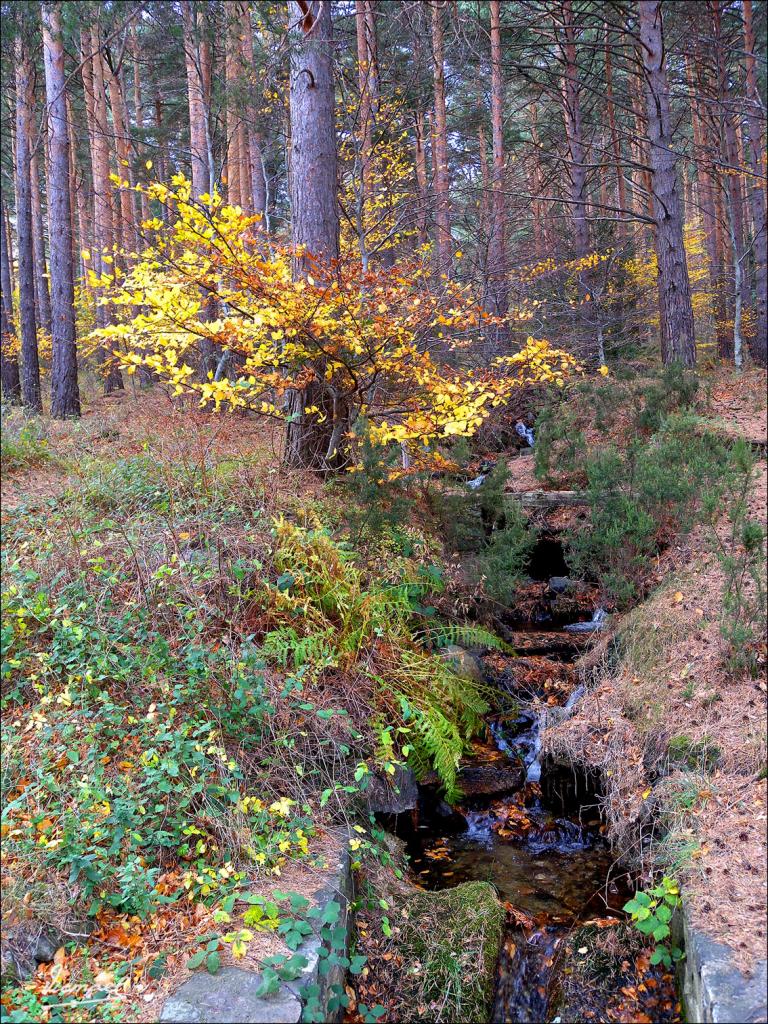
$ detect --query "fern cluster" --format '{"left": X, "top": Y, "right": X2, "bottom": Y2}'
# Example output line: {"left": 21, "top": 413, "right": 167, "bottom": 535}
{"left": 388, "top": 650, "right": 491, "bottom": 801}
{"left": 262, "top": 517, "right": 497, "bottom": 796}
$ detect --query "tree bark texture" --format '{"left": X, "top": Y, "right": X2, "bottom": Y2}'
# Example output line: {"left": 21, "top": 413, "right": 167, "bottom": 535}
{"left": 43, "top": 1, "right": 81, "bottom": 418}
{"left": 0, "top": 206, "right": 22, "bottom": 403}
{"left": 82, "top": 26, "right": 124, "bottom": 392}
{"left": 638, "top": 0, "right": 697, "bottom": 366}
{"left": 486, "top": 0, "right": 508, "bottom": 336}
{"left": 286, "top": 0, "right": 341, "bottom": 469}
{"left": 431, "top": 1, "right": 452, "bottom": 277}
{"left": 743, "top": 0, "right": 767, "bottom": 365}
{"left": 15, "top": 35, "right": 42, "bottom": 411}
{"left": 558, "top": 0, "right": 589, "bottom": 259}
{"left": 30, "top": 147, "right": 52, "bottom": 337}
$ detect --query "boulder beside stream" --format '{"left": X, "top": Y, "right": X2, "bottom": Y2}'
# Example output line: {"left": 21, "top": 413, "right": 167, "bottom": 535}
{"left": 401, "top": 881, "right": 505, "bottom": 1022}
{"left": 418, "top": 762, "right": 525, "bottom": 798}
{"left": 439, "top": 644, "right": 485, "bottom": 683}
{"left": 364, "top": 766, "right": 419, "bottom": 815}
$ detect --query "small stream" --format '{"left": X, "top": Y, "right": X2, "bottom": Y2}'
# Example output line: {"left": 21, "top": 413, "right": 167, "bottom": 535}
{"left": 405, "top": 692, "right": 628, "bottom": 1022}
{"left": 393, "top": 609, "right": 633, "bottom": 1022}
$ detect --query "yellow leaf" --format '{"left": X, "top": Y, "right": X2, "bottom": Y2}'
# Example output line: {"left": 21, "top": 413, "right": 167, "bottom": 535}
{"left": 145, "top": 159, "right": 153, "bottom": 170}
{"left": 673, "top": 591, "right": 684, "bottom": 604}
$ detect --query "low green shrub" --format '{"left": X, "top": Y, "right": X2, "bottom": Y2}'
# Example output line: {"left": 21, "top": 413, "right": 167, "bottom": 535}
{"left": 566, "top": 414, "right": 747, "bottom": 607}
{"left": 0, "top": 418, "right": 51, "bottom": 475}
{"left": 534, "top": 397, "right": 585, "bottom": 485}
{"left": 342, "top": 424, "right": 414, "bottom": 542}
{"left": 436, "top": 461, "right": 536, "bottom": 606}
{"left": 635, "top": 362, "right": 699, "bottom": 433}
{"left": 703, "top": 439, "right": 767, "bottom": 676}
{"left": 477, "top": 498, "right": 535, "bottom": 605}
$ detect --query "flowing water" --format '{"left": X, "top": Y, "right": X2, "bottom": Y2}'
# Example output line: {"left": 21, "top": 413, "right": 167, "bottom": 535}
{"left": 400, "top": 623, "right": 632, "bottom": 1023}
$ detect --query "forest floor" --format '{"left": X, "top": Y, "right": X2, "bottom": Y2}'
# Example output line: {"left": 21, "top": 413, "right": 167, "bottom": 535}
{"left": 1, "top": 366, "right": 766, "bottom": 1022}
{"left": 1, "top": 386, "right": 354, "bottom": 1023}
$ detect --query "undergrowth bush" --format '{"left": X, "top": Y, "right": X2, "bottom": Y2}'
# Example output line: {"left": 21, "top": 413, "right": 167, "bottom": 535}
{"left": 634, "top": 362, "right": 699, "bottom": 433}
{"left": 702, "top": 439, "right": 767, "bottom": 676}
{"left": 0, "top": 417, "right": 51, "bottom": 475}
{"left": 533, "top": 363, "right": 700, "bottom": 486}
{"left": 566, "top": 414, "right": 751, "bottom": 607}
{"left": 262, "top": 518, "right": 497, "bottom": 799}
{"left": 1, "top": 558, "right": 324, "bottom": 919}
{"left": 436, "top": 461, "right": 536, "bottom": 606}
{"left": 342, "top": 425, "right": 414, "bottom": 543}
{"left": 534, "top": 397, "right": 585, "bottom": 485}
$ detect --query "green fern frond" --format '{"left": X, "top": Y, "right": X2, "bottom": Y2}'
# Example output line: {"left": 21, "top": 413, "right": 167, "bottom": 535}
{"left": 262, "top": 626, "right": 338, "bottom": 670}
{"left": 265, "top": 519, "right": 494, "bottom": 796}
{"left": 414, "top": 623, "right": 513, "bottom": 653}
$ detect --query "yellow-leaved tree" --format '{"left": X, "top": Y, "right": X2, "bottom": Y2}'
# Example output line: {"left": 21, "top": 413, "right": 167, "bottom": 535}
{"left": 92, "top": 176, "right": 581, "bottom": 470}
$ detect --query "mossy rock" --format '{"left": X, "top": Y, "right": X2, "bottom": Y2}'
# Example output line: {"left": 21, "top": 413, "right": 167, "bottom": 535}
{"left": 667, "top": 734, "right": 721, "bottom": 772}
{"left": 400, "top": 881, "right": 505, "bottom": 1022}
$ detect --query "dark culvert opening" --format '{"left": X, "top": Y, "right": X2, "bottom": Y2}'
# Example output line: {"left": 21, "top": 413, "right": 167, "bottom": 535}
{"left": 526, "top": 534, "right": 570, "bottom": 581}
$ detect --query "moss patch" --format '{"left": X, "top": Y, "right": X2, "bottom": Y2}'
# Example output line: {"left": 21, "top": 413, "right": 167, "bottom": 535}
{"left": 400, "top": 881, "right": 505, "bottom": 1022}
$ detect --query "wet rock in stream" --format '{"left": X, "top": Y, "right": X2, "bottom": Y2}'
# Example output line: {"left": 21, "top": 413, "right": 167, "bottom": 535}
{"left": 420, "top": 762, "right": 526, "bottom": 797}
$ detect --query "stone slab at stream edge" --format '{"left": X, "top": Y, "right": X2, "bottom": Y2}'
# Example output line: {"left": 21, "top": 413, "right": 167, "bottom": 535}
{"left": 678, "top": 906, "right": 767, "bottom": 1024}
{"left": 159, "top": 845, "right": 353, "bottom": 1024}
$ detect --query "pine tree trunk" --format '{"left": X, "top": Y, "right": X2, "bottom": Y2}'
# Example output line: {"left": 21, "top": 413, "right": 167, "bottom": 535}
{"left": 30, "top": 148, "right": 52, "bottom": 337}
{"left": 129, "top": 25, "right": 151, "bottom": 228}
{"left": 182, "top": 3, "right": 211, "bottom": 198}
{"left": 15, "top": 35, "right": 42, "bottom": 412}
{"left": 181, "top": 1, "right": 216, "bottom": 380}
{"left": 743, "top": 0, "right": 767, "bottom": 366}
{"left": 478, "top": 120, "right": 490, "bottom": 276}
{"left": 153, "top": 91, "right": 168, "bottom": 218}
{"left": 638, "top": 0, "right": 696, "bottom": 366}
{"left": 239, "top": 3, "right": 267, "bottom": 220}
{"left": 225, "top": 12, "right": 242, "bottom": 209}
{"left": 105, "top": 58, "right": 137, "bottom": 254}
{"left": 414, "top": 108, "right": 429, "bottom": 246}
{"left": 356, "top": 0, "right": 375, "bottom": 208}
{"left": 604, "top": 23, "right": 627, "bottom": 242}
{"left": 486, "top": 0, "right": 508, "bottom": 339}
{"left": 711, "top": 0, "right": 749, "bottom": 324}
{"left": 43, "top": 2, "right": 80, "bottom": 418}
{"left": 558, "top": 0, "right": 589, "bottom": 260}
{"left": 285, "top": 0, "right": 341, "bottom": 470}
{"left": 558, "top": 0, "right": 600, "bottom": 360}
{"left": 431, "top": 1, "right": 452, "bottom": 277}
{"left": 0, "top": 206, "right": 22, "bottom": 403}
{"left": 66, "top": 91, "right": 90, "bottom": 284}
{"left": 685, "top": 54, "right": 725, "bottom": 353}
{"left": 83, "top": 26, "right": 124, "bottom": 393}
